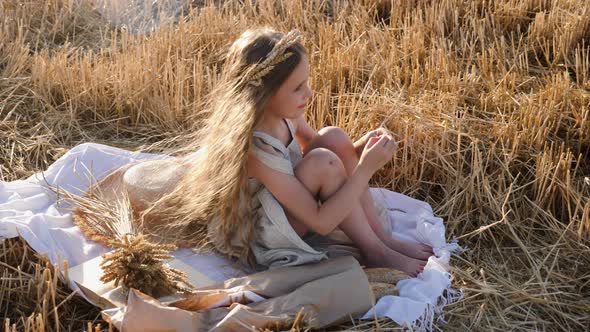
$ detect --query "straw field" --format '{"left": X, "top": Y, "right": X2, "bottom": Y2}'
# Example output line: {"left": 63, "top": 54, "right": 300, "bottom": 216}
{"left": 1, "top": 0, "right": 589, "bottom": 330}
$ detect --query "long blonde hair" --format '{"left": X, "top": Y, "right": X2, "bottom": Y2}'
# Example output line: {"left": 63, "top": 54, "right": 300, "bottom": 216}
{"left": 142, "top": 27, "right": 307, "bottom": 267}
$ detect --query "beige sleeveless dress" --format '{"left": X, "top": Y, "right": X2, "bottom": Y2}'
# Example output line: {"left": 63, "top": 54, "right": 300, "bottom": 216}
{"left": 247, "top": 118, "right": 386, "bottom": 269}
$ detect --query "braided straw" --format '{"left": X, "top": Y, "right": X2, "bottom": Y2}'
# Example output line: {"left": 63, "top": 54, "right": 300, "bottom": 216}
{"left": 246, "top": 30, "right": 302, "bottom": 87}
{"left": 370, "top": 282, "right": 400, "bottom": 299}
{"left": 364, "top": 267, "right": 409, "bottom": 284}
{"left": 364, "top": 267, "right": 409, "bottom": 300}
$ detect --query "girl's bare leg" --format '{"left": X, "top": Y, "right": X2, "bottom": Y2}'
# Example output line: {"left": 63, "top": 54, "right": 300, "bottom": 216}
{"left": 286, "top": 148, "right": 426, "bottom": 277}
{"left": 337, "top": 146, "right": 433, "bottom": 260}
{"left": 303, "top": 128, "right": 433, "bottom": 260}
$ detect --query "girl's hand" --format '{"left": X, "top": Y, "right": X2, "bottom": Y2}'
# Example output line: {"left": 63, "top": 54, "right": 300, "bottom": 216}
{"left": 358, "top": 134, "right": 398, "bottom": 175}
{"left": 354, "top": 127, "right": 393, "bottom": 157}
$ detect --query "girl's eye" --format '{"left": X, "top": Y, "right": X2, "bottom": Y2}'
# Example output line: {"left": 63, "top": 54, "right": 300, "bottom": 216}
{"left": 296, "top": 80, "right": 307, "bottom": 92}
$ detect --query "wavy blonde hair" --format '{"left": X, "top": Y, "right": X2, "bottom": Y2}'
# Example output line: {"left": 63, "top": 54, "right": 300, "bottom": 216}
{"left": 142, "top": 27, "right": 307, "bottom": 267}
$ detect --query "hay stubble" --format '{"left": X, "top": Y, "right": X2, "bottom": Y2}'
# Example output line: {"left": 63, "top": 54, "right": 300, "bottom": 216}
{"left": 1, "top": 0, "right": 589, "bottom": 331}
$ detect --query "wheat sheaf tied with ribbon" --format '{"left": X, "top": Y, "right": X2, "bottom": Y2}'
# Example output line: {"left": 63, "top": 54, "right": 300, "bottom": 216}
{"left": 245, "top": 30, "right": 302, "bottom": 87}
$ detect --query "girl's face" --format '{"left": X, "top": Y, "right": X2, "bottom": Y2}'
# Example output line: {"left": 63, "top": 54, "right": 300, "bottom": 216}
{"left": 263, "top": 55, "right": 313, "bottom": 119}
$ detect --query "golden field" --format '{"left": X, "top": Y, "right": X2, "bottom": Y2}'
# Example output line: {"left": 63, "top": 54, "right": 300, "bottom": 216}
{"left": 1, "top": 0, "right": 589, "bottom": 330}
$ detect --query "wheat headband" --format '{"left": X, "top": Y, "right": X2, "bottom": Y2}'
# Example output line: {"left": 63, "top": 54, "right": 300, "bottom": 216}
{"left": 245, "top": 30, "right": 303, "bottom": 87}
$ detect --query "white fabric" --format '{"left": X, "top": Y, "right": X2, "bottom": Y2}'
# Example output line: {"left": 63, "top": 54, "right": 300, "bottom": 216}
{"left": 0, "top": 143, "right": 461, "bottom": 330}
{"left": 360, "top": 190, "right": 463, "bottom": 328}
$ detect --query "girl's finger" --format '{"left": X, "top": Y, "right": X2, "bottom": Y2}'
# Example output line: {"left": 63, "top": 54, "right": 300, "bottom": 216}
{"left": 385, "top": 139, "right": 395, "bottom": 150}
{"left": 371, "top": 136, "right": 386, "bottom": 150}
{"left": 388, "top": 139, "right": 398, "bottom": 150}
{"left": 367, "top": 136, "right": 380, "bottom": 148}
{"left": 382, "top": 135, "right": 393, "bottom": 146}
{"left": 377, "top": 135, "right": 388, "bottom": 145}
{"left": 379, "top": 127, "right": 391, "bottom": 136}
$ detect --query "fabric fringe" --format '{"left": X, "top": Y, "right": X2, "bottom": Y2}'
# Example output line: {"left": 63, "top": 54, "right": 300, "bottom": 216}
{"left": 435, "top": 286, "right": 465, "bottom": 324}
{"left": 413, "top": 303, "right": 435, "bottom": 331}
{"left": 412, "top": 241, "right": 466, "bottom": 331}
{"left": 443, "top": 239, "right": 467, "bottom": 255}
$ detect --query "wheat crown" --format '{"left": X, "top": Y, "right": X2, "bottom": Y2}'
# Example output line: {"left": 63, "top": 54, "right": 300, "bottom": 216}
{"left": 245, "top": 30, "right": 303, "bottom": 87}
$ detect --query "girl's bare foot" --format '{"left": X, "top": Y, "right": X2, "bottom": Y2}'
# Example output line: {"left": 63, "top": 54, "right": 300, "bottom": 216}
{"left": 370, "top": 214, "right": 433, "bottom": 260}
{"left": 366, "top": 246, "right": 427, "bottom": 277}
{"left": 385, "top": 237, "right": 433, "bottom": 260}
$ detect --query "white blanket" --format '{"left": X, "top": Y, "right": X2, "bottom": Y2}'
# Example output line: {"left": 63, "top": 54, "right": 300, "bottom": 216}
{"left": 0, "top": 143, "right": 461, "bottom": 330}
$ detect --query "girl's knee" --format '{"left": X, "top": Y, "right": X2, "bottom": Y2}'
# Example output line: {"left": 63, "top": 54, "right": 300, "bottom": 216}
{"left": 297, "top": 148, "right": 346, "bottom": 178}
{"left": 316, "top": 127, "right": 354, "bottom": 155}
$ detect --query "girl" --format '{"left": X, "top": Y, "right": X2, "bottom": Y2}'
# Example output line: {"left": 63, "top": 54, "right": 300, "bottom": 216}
{"left": 106, "top": 27, "right": 431, "bottom": 277}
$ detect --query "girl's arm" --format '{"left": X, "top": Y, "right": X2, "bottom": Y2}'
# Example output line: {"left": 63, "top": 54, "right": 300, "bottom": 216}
{"left": 248, "top": 153, "right": 372, "bottom": 236}
{"left": 293, "top": 115, "right": 317, "bottom": 153}
{"left": 295, "top": 114, "right": 371, "bottom": 158}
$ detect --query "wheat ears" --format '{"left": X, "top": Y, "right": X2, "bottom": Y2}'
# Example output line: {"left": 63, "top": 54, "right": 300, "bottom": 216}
{"left": 100, "top": 234, "right": 193, "bottom": 298}
{"left": 246, "top": 30, "right": 302, "bottom": 87}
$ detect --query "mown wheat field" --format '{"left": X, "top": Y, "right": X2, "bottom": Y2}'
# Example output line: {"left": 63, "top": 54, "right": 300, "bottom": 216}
{"left": 1, "top": 0, "right": 589, "bottom": 331}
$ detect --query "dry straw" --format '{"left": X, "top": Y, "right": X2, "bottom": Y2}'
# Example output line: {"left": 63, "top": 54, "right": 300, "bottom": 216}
{"left": 1, "top": 0, "right": 589, "bottom": 331}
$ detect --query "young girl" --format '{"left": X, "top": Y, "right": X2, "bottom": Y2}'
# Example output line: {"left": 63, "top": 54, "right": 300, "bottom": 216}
{"left": 118, "top": 27, "right": 432, "bottom": 277}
